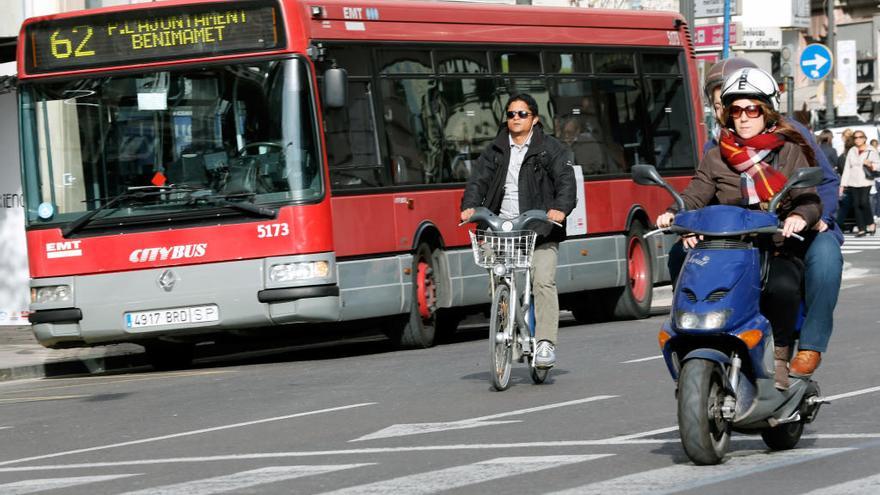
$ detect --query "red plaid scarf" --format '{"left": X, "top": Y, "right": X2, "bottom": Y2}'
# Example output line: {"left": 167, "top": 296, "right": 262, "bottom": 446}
{"left": 719, "top": 129, "right": 788, "bottom": 204}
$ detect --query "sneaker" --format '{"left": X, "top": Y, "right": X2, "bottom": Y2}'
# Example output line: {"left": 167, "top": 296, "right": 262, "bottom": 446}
{"left": 534, "top": 340, "right": 556, "bottom": 369}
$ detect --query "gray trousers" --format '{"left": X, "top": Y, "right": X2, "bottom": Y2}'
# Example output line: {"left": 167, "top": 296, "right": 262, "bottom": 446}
{"left": 530, "top": 242, "right": 559, "bottom": 344}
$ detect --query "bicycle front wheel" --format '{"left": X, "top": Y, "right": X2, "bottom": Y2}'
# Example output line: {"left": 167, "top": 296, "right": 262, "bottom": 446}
{"left": 490, "top": 283, "right": 513, "bottom": 391}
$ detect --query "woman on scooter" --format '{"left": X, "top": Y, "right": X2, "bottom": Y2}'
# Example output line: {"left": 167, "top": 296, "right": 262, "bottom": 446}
{"left": 656, "top": 68, "right": 822, "bottom": 391}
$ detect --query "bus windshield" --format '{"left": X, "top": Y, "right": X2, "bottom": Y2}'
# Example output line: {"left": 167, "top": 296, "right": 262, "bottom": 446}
{"left": 19, "top": 57, "right": 321, "bottom": 227}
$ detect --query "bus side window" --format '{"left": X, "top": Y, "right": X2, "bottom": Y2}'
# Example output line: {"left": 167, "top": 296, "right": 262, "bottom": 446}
{"left": 549, "top": 79, "right": 624, "bottom": 176}
{"left": 438, "top": 78, "right": 499, "bottom": 182}
{"left": 380, "top": 78, "right": 432, "bottom": 185}
{"left": 643, "top": 53, "right": 695, "bottom": 171}
{"left": 597, "top": 77, "right": 648, "bottom": 170}
{"left": 322, "top": 80, "right": 387, "bottom": 189}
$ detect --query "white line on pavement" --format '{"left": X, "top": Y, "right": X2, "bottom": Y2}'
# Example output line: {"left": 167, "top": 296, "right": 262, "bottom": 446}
{"left": 545, "top": 449, "right": 853, "bottom": 495}
{"left": 352, "top": 395, "right": 618, "bottom": 441}
{"left": 316, "top": 455, "right": 612, "bottom": 495}
{"left": 801, "top": 472, "right": 880, "bottom": 494}
{"left": 118, "top": 464, "right": 373, "bottom": 495}
{"left": 0, "top": 474, "right": 139, "bottom": 495}
{"left": 621, "top": 355, "right": 664, "bottom": 364}
{"left": 0, "top": 402, "right": 375, "bottom": 467}
{"left": 2, "top": 435, "right": 880, "bottom": 473}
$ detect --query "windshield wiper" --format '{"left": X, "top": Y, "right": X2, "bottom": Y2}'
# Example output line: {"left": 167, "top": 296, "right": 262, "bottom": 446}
{"left": 62, "top": 185, "right": 194, "bottom": 237}
{"left": 187, "top": 190, "right": 278, "bottom": 218}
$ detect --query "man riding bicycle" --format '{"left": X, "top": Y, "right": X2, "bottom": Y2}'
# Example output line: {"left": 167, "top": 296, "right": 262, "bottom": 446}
{"left": 460, "top": 93, "right": 576, "bottom": 369}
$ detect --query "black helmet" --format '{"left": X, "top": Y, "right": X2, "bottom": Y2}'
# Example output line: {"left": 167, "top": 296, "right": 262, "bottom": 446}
{"left": 704, "top": 57, "right": 758, "bottom": 100}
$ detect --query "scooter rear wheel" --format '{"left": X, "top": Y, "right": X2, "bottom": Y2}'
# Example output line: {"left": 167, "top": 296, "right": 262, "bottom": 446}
{"left": 678, "top": 359, "right": 731, "bottom": 465}
{"left": 489, "top": 284, "right": 513, "bottom": 391}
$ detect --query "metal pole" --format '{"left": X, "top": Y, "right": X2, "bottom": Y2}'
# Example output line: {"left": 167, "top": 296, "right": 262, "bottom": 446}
{"left": 825, "top": 0, "right": 835, "bottom": 125}
{"left": 722, "top": 0, "right": 731, "bottom": 59}
{"left": 679, "top": 0, "right": 694, "bottom": 31}
{"left": 787, "top": 76, "right": 794, "bottom": 116}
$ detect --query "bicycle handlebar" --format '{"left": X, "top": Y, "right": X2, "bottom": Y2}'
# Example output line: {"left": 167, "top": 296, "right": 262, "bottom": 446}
{"left": 459, "top": 207, "right": 563, "bottom": 230}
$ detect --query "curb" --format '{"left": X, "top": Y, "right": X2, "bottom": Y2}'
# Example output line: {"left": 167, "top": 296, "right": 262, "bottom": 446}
{"left": 0, "top": 348, "right": 148, "bottom": 382}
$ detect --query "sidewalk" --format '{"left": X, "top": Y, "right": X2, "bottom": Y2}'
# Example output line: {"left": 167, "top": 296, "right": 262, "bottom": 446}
{"left": 0, "top": 325, "right": 145, "bottom": 381}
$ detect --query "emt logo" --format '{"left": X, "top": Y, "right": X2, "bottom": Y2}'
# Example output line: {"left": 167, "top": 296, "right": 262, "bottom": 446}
{"left": 46, "top": 240, "right": 83, "bottom": 259}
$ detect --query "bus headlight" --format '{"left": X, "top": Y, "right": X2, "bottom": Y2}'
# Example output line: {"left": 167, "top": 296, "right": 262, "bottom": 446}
{"left": 268, "top": 261, "right": 330, "bottom": 283}
{"left": 31, "top": 285, "right": 72, "bottom": 304}
{"left": 675, "top": 310, "right": 731, "bottom": 330}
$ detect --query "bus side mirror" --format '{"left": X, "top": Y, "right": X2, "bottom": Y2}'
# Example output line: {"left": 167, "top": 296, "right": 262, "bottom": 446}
{"left": 323, "top": 68, "right": 348, "bottom": 109}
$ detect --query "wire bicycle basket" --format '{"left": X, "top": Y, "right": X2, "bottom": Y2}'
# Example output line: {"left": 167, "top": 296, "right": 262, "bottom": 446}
{"left": 469, "top": 230, "right": 537, "bottom": 269}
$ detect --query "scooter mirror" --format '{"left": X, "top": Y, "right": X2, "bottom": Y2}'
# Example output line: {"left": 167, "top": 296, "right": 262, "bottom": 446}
{"left": 768, "top": 167, "right": 824, "bottom": 213}
{"left": 631, "top": 165, "right": 664, "bottom": 186}
{"left": 631, "top": 164, "right": 686, "bottom": 212}
{"left": 786, "top": 167, "right": 824, "bottom": 189}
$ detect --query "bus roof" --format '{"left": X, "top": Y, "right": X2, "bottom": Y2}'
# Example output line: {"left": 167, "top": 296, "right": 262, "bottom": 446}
{"left": 18, "top": 0, "right": 691, "bottom": 80}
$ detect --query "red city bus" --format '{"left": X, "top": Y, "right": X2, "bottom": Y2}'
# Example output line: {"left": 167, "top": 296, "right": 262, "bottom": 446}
{"left": 18, "top": 0, "right": 704, "bottom": 368}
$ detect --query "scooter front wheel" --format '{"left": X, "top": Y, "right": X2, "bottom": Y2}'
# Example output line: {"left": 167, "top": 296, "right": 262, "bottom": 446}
{"left": 677, "top": 359, "right": 731, "bottom": 465}
{"left": 489, "top": 284, "right": 513, "bottom": 391}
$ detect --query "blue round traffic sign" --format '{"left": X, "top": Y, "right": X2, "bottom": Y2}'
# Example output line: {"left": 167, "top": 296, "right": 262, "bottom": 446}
{"left": 800, "top": 44, "right": 833, "bottom": 80}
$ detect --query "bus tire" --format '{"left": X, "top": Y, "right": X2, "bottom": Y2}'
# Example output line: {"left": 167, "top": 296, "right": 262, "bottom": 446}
{"left": 607, "top": 222, "right": 653, "bottom": 320}
{"left": 144, "top": 340, "right": 195, "bottom": 371}
{"left": 395, "top": 243, "right": 438, "bottom": 349}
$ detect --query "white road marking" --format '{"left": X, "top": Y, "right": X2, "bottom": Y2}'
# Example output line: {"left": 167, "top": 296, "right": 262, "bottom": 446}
{"left": 2, "top": 434, "right": 880, "bottom": 473}
{"left": 0, "top": 395, "right": 89, "bottom": 404}
{"left": 599, "top": 425, "right": 679, "bottom": 442}
{"left": 118, "top": 464, "right": 372, "bottom": 495}
{"left": 0, "top": 403, "right": 375, "bottom": 467}
{"left": 621, "top": 355, "right": 664, "bottom": 364}
{"left": 317, "top": 455, "right": 611, "bottom": 495}
{"left": 841, "top": 283, "right": 863, "bottom": 290}
{"left": 841, "top": 250, "right": 863, "bottom": 254}
{"left": 802, "top": 473, "right": 880, "bottom": 494}
{"left": 825, "top": 385, "right": 880, "bottom": 402}
{"left": 546, "top": 448, "right": 853, "bottom": 495}
{"left": 0, "top": 474, "right": 138, "bottom": 494}
{"left": 352, "top": 395, "right": 617, "bottom": 441}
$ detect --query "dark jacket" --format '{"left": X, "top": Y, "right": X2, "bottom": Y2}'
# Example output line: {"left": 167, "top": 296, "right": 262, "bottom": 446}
{"left": 675, "top": 142, "right": 821, "bottom": 249}
{"left": 461, "top": 126, "right": 577, "bottom": 242}
{"left": 704, "top": 119, "right": 841, "bottom": 245}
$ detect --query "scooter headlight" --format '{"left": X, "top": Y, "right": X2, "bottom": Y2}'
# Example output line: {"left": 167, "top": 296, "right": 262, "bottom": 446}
{"left": 677, "top": 312, "right": 700, "bottom": 330}
{"left": 675, "top": 310, "right": 731, "bottom": 330}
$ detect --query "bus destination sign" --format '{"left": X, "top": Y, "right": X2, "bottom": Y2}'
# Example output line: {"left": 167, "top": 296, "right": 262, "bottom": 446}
{"left": 25, "top": 0, "right": 284, "bottom": 74}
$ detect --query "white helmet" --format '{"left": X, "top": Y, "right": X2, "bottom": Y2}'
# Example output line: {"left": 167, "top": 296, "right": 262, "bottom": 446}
{"left": 720, "top": 67, "right": 780, "bottom": 112}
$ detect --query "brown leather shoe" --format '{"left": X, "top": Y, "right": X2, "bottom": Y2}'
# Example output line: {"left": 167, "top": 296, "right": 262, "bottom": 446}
{"left": 774, "top": 346, "right": 791, "bottom": 390}
{"left": 790, "top": 350, "right": 822, "bottom": 377}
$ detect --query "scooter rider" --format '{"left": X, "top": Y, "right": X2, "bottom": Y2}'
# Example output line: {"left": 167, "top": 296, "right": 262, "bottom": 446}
{"left": 657, "top": 67, "right": 822, "bottom": 390}
{"left": 460, "top": 93, "right": 576, "bottom": 369}
{"left": 669, "top": 58, "right": 842, "bottom": 379}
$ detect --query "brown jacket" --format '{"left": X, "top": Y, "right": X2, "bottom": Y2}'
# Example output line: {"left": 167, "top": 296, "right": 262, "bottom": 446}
{"left": 672, "top": 141, "right": 821, "bottom": 230}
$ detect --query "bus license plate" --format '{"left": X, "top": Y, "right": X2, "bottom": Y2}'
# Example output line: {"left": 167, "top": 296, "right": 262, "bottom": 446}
{"left": 125, "top": 304, "right": 219, "bottom": 329}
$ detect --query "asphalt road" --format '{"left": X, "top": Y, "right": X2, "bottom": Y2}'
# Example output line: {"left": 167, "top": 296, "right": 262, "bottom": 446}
{"left": 0, "top": 234, "right": 878, "bottom": 494}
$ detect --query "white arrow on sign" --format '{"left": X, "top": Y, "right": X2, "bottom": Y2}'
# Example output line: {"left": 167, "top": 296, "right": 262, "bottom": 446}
{"left": 351, "top": 395, "right": 617, "bottom": 442}
{"left": 802, "top": 53, "right": 828, "bottom": 70}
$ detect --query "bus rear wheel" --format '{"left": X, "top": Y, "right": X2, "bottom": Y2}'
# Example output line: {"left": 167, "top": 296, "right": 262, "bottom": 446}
{"left": 606, "top": 222, "right": 653, "bottom": 320}
{"left": 393, "top": 243, "right": 438, "bottom": 349}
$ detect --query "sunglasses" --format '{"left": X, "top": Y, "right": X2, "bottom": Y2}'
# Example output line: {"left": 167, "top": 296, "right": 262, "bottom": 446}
{"left": 729, "top": 104, "right": 763, "bottom": 119}
{"left": 854, "top": 135, "right": 867, "bottom": 139}
{"left": 506, "top": 110, "right": 532, "bottom": 119}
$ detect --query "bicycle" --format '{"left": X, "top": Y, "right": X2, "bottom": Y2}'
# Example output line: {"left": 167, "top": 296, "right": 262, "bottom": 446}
{"left": 463, "top": 207, "right": 561, "bottom": 391}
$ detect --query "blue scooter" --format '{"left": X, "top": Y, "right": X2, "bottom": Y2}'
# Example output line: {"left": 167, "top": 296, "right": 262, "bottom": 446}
{"left": 632, "top": 164, "right": 829, "bottom": 465}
